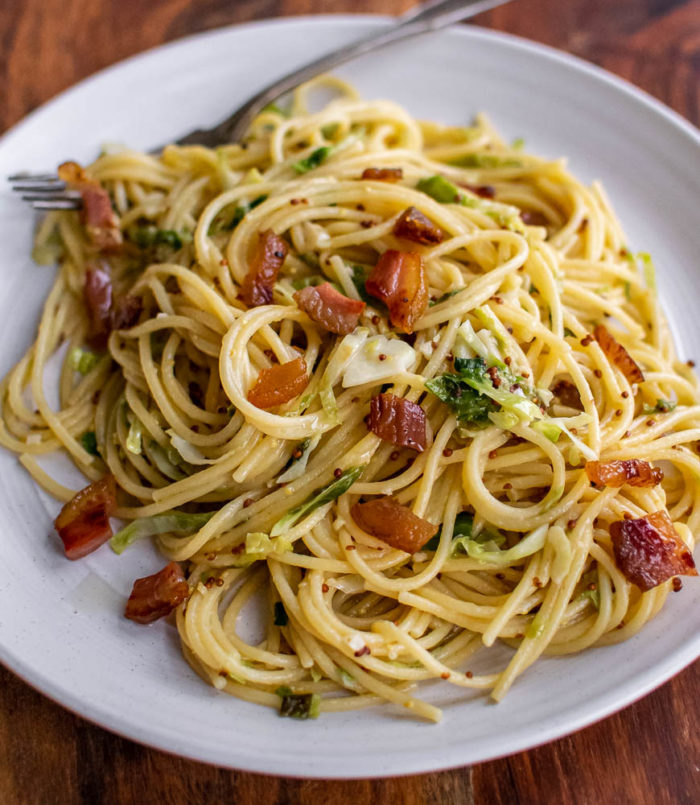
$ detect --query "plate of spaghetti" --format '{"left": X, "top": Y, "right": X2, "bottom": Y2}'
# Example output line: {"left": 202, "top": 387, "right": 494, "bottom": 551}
{"left": 0, "top": 15, "right": 698, "bottom": 778}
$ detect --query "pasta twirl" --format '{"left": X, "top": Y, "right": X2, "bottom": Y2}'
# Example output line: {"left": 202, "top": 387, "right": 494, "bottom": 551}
{"left": 2, "top": 79, "right": 698, "bottom": 722}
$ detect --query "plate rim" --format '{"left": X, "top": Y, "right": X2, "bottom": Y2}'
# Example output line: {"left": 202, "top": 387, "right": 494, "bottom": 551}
{"left": 0, "top": 14, "right": 698, "bottom": 778}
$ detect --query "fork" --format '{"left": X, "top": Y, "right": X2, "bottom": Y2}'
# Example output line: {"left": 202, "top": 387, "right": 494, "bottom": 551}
{"left": 9, "top": 0, "right": 512, "bottom": 211}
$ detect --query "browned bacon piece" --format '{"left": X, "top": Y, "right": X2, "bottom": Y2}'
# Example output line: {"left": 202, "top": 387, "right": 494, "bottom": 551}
{"left": 54, "top": 476, "right": 117, "bottom": 560}
{"left": 361, "top": 167, "right": 403, "bottom": 182}
{"left": 247, "top": 356, "right": 308, "bottom": 409}
{"left": 240, "top": 230, "right": 288, "bottom": 307}
{"left": 594, "top": 324, "right": 644, "bottom": 384}
{"left": 294, "top": 282, "right": 365, "bottom": 335}
{"left": 351, "top": 497, "right": 438, "bottom": 553}
{"left": 57, "top": 161, "right": 90, "bottom": 185}
{"left": 521, "top": 210, "right": 549, "bottom": 227}
{"left": 368, "top": 393, "right": 426, "bottom": 452}
{"left": 84, "top": 265, "right": 113, "bottom": 347}
{"left": 393, "top": 206, "right": 444, "bottom": 245}
{"left": 58, "top": 161, "right": 123, "bottom": 252}
{"left": 84, "top": 266, "right": 141, "bottom": 347}
{"left": 610, "top": 511, "right": 697, "bottom": 591}
{"left": 365, "top": 250, "right": 428, "bottom": 334}
{"left": 551, "top": 379, "right": 583, "bottom": 410}
{"left": 585, "top": 460, "right": 663, "bottom": 488}
{"left": 110, "top": 294, "right": 143, "bottom": 330}
{"left": 467, "top": 184, "right": 496, "bottom": 199}
{"left": 125, "top": 561, "right": 190, "bottom": 624}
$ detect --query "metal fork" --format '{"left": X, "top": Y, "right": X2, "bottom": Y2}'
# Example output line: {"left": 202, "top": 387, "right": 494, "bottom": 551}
{"left": 9, "top": 0, "right": 512, "bottom": 211}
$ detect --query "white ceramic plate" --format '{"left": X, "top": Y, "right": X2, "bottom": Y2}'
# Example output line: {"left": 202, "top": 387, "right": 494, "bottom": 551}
{"left": 0, "top": 16, "right": 698, "bottom": 779}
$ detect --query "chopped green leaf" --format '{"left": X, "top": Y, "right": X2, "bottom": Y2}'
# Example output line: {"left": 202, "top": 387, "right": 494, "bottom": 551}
{"left": 273, "top": 602, "right": 289, "bottom": 626}
{"left": 525, "top": 617, "right": 545, "bottom": 639}
{"left": 291, "top": 275, "right": 342, "bottom": 294}
{"left": 430, "top": 289, "right": 462, "bottom": 306}
{"left": 158, "top": 230, "right": 186, "bottom": 249}
{"left": 294, "top": 146, "right": 333, "bottom": 174}
{"left": 424, "top": 511, "right": 474, "bottom": 551}
{"left": 350, "top": 264, "right": 373, "bottom": 304}
{"left": 417, "top": 175, "right": 461, "bottom": 204}
{"left": 455, "top": 523, "right": 547, "bottom": 566}
{"left": 642, "top": 398, "right": 677, "bottom": 415}
{"left": 144, "top": 440, "right": 188, "bottom": 481}
{"left": 425, "top": 372, "right": 496, "bottom": 426}
{"left": 417, "top": 175, "right": 522, "bottom": 229}
{"left": 209, "top": 195, "right": 268, "bottom": 235}
{"left": 638, "top": 252, "right": 656, "bottom": 292}
{"left": 229, "top": 532, "right": 293, "bottom": 568}
{"left": 69, "top": 347, "right": 100, "bottom": 375}
{"left": 454, "top": 357, "right": 541, "bottom": 421}
{"left": 262, "top": 102, "right": 290, "bottom": 117}
{"left": 270, "top": 466, "right": 364, "bottom": 537}
{"left": 291, "top": 275, "right": 322, "bottom": 290}
{"left": 127, "top": 225, "right": 190, "bottom": 250}
{"left": 427, "top": 357, "right": 541, "bottom": 428}
{"left": 276, "top": 688, "right": 320, "bottom": 719}
{"left": 511, "top": 137, "right": 526, "bottom": 150}
{"left": 450, "top": 154, "right": 523, "bottom": 169}
{"left": 425, "top": 511, "right": 505, "bottom": 554}
{"left": 563, "top": 328, "right": 575, "bottom": 338}
{"left": 110, "top": 510, "right": 214, "bottom": 554}
{"left": 531, "top": 420, "right": 562, "bottom": 443}
{"left": 579, "top": 571, "right": 600, "bottom": 609}
{"left": 580, "top": 587, "right": 600, "bottom": 610}
{"left": 80, "top": 431, "right": 99, "bottom": 456}
{"left": 338, "top": 668, "right": 356, "bottom": 689}
{"left": 451, "top": 518, "right": 505, "bottom": 556}
{"left": 321, "top": 122, "right": 340, "bottom": 140}
{"left": 125, "top": 418, "right": 142, "bottom": 455}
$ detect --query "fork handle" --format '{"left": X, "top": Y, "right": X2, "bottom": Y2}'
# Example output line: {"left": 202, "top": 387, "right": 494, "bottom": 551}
{"left": 176, "top": 0, "right": 511, "bottom": 147}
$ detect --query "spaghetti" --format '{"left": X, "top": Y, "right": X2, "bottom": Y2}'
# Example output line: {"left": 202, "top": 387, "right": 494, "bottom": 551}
{"left": 2, "top": 79, "right": 698, "bottom": 722}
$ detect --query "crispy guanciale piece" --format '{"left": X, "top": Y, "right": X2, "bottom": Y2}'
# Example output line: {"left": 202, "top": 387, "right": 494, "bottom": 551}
{"left": 125, "top": 561, "right": 190, "bottom": 624}
{"left": 57, "top": 161, "right": 90, "bottom": 185}
{"left": 247, "top": 356, "right": 309, "bottom": 409}
{"left": 365, "top": 250, "right": 428, "bottom": 334}
{"left": 393, "top": 206, "right": 444, "bottom": 245}
{"left": 240, "top": 230, "right": 288, "bottom": 307}
{"left": 610, "top": 511, "right": 697, "bottom": 591}
{"left": 463, "top": 184, "right": 495, "bottom": 199}
{"left": 585, "top": 459, "right": 663, "bottom": 488}
{"left": 54, "top": 475, "right": 117, "bottom": 560}
{"left": 368, "top": 393, "right": 426, "bottom": 452}
{"left": 361, "top": 167, "right": 404, "bottom": 182}
{"left": 84, "top": 266, "right": 141, "bottom": 347}
{"left": 594, "top": 324, "right": 644, "bottom": 384}
{"left": 84, "top": 265, "right": 113, "bottom": 348}
{"left": 351, "top": 497, "right": 438, "bottom": 553}
{"left": 58, "top": 161, "right": 122, "bottom": 252}
{"left": 551, "top": 378, "right": 583, "bottom": 410}
{"left": 521, "top": 210, "right": 549, "bottom": 227}
{"left": 294, "top": 282, "right": 365, "bottom": 335}
{"left": 110, "top": 294, "right": 143, "bottom": 330}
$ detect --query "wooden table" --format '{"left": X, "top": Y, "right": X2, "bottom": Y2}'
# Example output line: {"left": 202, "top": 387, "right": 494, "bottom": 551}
{"left": 1, "top": 1, "right": 698, "bottom": 802}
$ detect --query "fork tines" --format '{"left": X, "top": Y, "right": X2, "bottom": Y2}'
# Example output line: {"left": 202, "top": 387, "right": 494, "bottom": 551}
{"left": 8, "top": 173, "right": 82, "bottom": 210}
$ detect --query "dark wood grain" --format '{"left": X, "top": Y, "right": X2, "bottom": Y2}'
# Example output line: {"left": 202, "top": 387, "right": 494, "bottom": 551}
{"left": 1, "top": 1, "right": 699, "bottom": 803}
